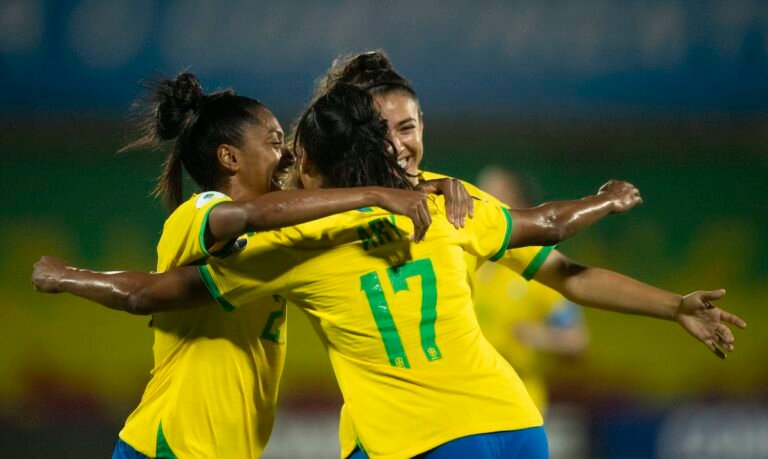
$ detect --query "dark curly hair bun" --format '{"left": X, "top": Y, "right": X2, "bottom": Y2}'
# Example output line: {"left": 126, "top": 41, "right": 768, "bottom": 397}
{"left": 154, "top": 72, "right": 204, "bottom": 140}
{"left": 340, "top": 51, "right": 393, "bottom": 81}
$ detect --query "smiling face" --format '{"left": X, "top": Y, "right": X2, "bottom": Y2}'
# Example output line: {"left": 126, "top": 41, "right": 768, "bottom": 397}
{"left": 232, "top": 108, "right": 288, "bottom": 196}
{"left": 373, "top": 91, "right": 424, "bottom": 185}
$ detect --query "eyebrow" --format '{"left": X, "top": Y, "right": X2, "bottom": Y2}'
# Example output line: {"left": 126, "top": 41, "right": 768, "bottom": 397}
{"left": 396, "top": 118, "right": 417, "bottom": 128}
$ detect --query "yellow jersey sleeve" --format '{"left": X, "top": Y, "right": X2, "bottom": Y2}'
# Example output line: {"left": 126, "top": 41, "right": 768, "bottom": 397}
{"left": 462, "top": 195, "right": 555, "bottom": 270}
{"left": 155, "top": 191, "right": 233, "bottom": 271}
{"left": 420, "top": 170, "right": 554, "bottom": 279}
{"left": 496, "top": 245, "right": 557, "bottom": 280}
{"left": 460, "top": 199, "right": 513, "bottom": 261}
{"left": 198, "top": 230, "right": 298, "bottom": 311}
{"left": 420, "top": 170, "right": 505, "bottom": 206}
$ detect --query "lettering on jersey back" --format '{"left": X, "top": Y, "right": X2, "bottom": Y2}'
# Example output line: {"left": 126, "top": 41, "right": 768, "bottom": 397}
{"left": 357, "top": 215, "right": 403, "bottom": 251}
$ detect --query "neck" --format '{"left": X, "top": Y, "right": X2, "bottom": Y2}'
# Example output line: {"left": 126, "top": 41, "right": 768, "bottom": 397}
{"left": 217, "top": 177, "right": 261, "bottom": 202}
{"left": 299, "top": 173, "right": 324, "bottom": 190}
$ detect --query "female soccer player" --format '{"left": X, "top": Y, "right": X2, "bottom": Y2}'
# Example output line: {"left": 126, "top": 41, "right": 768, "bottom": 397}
{"left": 311, "top": 51, "right": 624, "bottom": 455}
{"left": 79, "top": 71, "right": 456, "bottom": 459}
{"left": 34, "top": 83, "right": 742, "bottom": 459}
{"left": 315, "top": 52, "right": 747, "bottom": 458}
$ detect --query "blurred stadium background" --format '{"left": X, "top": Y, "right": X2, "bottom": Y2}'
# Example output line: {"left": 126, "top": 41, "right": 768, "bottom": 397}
{"left": 1, "top": 0, "right": 767, "bottom": 457}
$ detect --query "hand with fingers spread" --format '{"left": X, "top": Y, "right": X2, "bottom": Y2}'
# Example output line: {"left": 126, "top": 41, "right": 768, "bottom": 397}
{"left": 32, "top": 256, "right": 71, "bottom": 294}
{"left": 676, "top": 289, "right": 747, "bottom": 359}
{"left": 416, "top": 178, "right": 475, "bottom": 229}
{"left": 597, "top": 180, "right": 643, "bottom": 214}
{"left": 374, "top": 188, "right": 432, "bottom": 242}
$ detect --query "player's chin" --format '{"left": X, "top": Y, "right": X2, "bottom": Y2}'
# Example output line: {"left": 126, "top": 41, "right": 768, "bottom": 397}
{"left": 271, "top": 164, "right": 299, "bottom": 191}
{"left": 269, "top": 174, "right": 283, "bottom": 192}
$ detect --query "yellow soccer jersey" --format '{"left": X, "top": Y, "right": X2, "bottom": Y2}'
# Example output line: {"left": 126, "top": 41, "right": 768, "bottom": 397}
{"left": 118, "top": 192, "right": 287, "bottom": 459}
{"left": 200, "top": 197, "right": 543, "bottom": 459}
{"left": 475, "top": 262, "right": 580, "bottom": 412}
{"left": 337, "top": 170, "right": 555, "bottom": 457}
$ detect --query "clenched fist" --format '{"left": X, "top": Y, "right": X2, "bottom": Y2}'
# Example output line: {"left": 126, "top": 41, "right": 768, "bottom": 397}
{"left": 597, "top": 180, "right": 643, "bottom": 214}
{"left": 31, "top": 256, "right": 70, "bottom": 293}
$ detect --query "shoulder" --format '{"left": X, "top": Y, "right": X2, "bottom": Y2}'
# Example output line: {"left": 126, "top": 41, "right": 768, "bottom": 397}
{"left": 165, "top": 191, "right": 232, "bottom": 226}
{"left": 192, "top": 191, "right": 230, "bottom": 209}
{"left": 420, "top": 170, "right": 505, "bottom": 207}
{"left": 289, "top": 208, "right": 393, "bottom": 245}
{"left": 157, "top": 191, "right": 234, "bottom": 267}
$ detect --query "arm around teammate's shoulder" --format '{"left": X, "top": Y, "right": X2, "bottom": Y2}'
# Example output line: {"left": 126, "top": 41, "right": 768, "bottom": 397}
{"left": 206, "top": 187, "right": 433, "bottom": 245}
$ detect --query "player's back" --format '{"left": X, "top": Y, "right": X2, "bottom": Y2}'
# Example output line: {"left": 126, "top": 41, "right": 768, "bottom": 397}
{"left": 203, "top": 197, "right": 543, "bottom": 458}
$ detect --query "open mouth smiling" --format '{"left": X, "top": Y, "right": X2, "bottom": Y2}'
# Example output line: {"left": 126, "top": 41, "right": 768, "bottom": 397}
{"left": 270, "top": 151, "right": 297, "bottom": 191}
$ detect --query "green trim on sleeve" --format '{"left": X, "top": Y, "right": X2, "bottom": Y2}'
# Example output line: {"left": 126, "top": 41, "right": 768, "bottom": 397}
{"left": 199, "top": 200, "right": 229, "bottom": 257}
{"left": 489, "top": 207, "right": 513, "bottom": 262}
{"left": 521, "top": 245, "right": 556, "bottom": 281}
{"left": 197, "top": 265, "right": 235, "bottom": 312}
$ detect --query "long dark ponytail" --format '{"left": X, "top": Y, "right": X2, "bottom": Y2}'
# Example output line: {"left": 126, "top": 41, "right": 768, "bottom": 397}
{"left": 120, "top": 72, "right": 265, "bottom": 210}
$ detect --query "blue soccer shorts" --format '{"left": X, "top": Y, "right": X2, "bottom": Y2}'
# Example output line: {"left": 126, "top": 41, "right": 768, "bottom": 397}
{"left": 348, "top": 426, "right": 549, "bottom": 459}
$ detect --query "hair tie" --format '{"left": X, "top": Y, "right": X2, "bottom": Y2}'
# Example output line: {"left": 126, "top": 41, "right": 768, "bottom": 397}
{"left": 361, "top": 80, "right": 415, "bottom": 94}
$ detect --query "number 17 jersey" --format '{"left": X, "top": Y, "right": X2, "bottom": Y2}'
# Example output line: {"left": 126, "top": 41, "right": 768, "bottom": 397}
{"left": 200, "top": 197, "right": 543, "bottom": 459}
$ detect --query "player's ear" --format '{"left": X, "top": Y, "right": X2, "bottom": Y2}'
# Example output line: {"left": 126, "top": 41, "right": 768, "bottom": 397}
{"left": 217, "top": 144, "right": 240, "bottom": 173}
{"left": 299, "top": 150, "right": 318, "bottom": 174}
{"left": 297, "top": 149, "right": 322, "bottom": 189}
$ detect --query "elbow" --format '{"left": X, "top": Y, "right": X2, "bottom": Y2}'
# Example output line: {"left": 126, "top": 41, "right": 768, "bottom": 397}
{"left": 125, "top": 290, "right": 155, "bottom": 315}
{"left": 542, "top": 231, "right": 567, "bottom": 246}
{"left": 244, "top": 201, "right": 285, "bottom": 233}
{"left": 539, "top": 212, "right": 570, "bottom": 245}
{"left": 244, "top": 203, "right": 268, "bottom": 232}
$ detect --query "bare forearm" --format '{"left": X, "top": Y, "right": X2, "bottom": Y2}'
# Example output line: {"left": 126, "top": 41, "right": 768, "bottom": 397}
{"left": 56, "top": 268, "right": 157, "bottom": 314}
{"left": 33, "top": 256, "right": 208, "bottom": 314}
{"left": 209, "top": 188, "right": 383, "bottom": 242}
{"left": 570, "top": 269, "right": 679, "bottom": 319}
{"left": 509, "top": 194, "right": 614, "bottom": 247}
{"left": 529, "top": 252, "right": 746, "bottom": 360}
{"left": 244, "top": 188, "right": 382, "bottom": 231}
{"left": 543, "top": 263, "right": 680, "bottom": 320}
{"left": 56, "top": 267, "right": 204, "bottom": 315}
{"left": 507, "top": 180, "right": 641, "bottom": 248}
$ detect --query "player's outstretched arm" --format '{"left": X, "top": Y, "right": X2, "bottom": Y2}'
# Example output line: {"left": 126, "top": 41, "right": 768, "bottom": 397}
{"left": 207, "top": 187, "right": 433, "bottom": 244}
{"left": 534, "top": 250, "right": 747, "bottom": 359}
{"left": 507, "top": 180, "right": 642, "bottom": 248}
{"left": 32, "top": 256, "right": 208, "bottom": 315}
